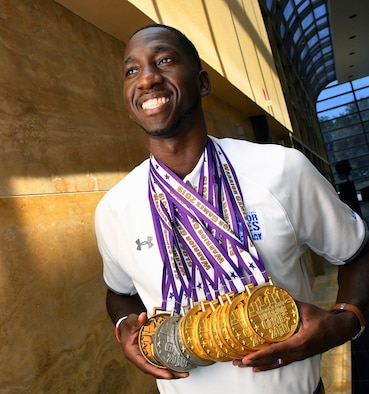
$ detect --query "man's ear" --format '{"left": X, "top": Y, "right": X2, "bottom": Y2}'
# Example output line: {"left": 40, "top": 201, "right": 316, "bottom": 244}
{"left": 199, "top": 70, "right": 211, "bottom": 97}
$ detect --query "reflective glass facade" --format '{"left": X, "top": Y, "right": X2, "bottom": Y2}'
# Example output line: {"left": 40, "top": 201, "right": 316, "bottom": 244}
{"left": 317, "top": 76, "right": 369, "bottom": 198}
{"left": 261, "top": 0, "right": 369, "bottom": 223}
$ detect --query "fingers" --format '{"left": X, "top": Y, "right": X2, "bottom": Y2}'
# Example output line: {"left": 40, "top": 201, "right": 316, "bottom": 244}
{"left": 121, "top": 312, "right": 190, "bottom": 380}
{"left": 232, "top": 338, "right": 299, "bottom": 372}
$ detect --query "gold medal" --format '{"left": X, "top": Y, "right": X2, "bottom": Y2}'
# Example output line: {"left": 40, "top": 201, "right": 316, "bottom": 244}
{"left": 196, "top": 299, "right": 232, "bottom": 362}
{"left": 243, "top": 281, "right": 299, "bottom": 343}
{"left": 138, "top": 310, "right": 171, "bottom": 368}
{"left": 226, "top": 289, "right": 266, "bottom": 352}
{"left": 177, "top": 303, "right": 215, "bottom": 366}
{"left": 209, "top": 293, "right": 246, "bottom": 359}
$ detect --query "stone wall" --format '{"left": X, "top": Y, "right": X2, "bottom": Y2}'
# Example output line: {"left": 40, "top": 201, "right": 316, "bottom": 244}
{"left": 0, "top": 1, "right": 255, "bottom": 393}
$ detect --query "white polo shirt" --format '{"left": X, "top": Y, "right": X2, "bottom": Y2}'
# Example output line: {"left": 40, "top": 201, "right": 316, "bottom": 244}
{"left": 95, "top": 137, "right": 367, "bottom": 394}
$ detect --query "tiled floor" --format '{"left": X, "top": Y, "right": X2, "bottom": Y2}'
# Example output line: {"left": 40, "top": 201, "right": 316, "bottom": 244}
{"left": 312, "top": 260, "right": 352, "bottom": 394}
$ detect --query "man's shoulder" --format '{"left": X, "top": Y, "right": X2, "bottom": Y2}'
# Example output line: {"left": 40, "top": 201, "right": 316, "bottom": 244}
{"left": 212, "top": 136, "right": 304, "bottom": 175}
{"left": 214, "top": 136, "right": 289, "bottom": 156}
{"left": 97, "top": 159, "right": 150, "bottom": 212}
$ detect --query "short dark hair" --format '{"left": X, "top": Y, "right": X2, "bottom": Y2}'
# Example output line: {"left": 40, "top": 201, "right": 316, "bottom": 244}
{"left": 129, "top": 24, "right": 202, "bottom": 71}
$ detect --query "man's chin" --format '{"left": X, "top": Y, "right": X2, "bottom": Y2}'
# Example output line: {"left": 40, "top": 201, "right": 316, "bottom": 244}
{"left": 142, "top": 126, "right": 176, "bottom": 139}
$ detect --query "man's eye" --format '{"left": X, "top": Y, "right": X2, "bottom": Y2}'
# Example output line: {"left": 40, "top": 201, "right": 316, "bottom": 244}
{"left": 158, "top": 57, "right": 172, "bottom": 65}
{"left": 125, "top": 68, "right": 138, "bottom": 77}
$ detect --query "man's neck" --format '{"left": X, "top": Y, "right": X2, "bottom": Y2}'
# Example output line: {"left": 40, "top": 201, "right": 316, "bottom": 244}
{"left": 145, "top": 131, "right": 208, "bottom": 179}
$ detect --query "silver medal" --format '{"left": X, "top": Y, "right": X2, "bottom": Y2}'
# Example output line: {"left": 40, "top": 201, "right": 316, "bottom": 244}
{"left": 153, "top": 315, "right": 197, "bottom": 372}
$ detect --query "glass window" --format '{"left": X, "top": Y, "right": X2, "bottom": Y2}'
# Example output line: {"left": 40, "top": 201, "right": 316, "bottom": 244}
{"left": 266, "top": 0, "right": 274, "bottom": 11}
{"left": 317, "top": 82, "right": 352, "bottom": 101}
{"left": 300, "top": 46, "right": 308, "bottom": 60}
{"left": 293, "top": 27, "right": 302, "bottom": 43}
{"left": 322, "top": 124, "right": 363, "bottom": 142}
{"left": 330, "top": 145, "right": 368, "bottom": 162}
{"left": 355, "top": 87, "right": 369, "bottom": 101}
{"left": 352, "top": 76, "right": 369, "bottom": 90}
{"left": 280, "top": 22, "right": 286, "bottom": 38}
{"left": 313, "top": 51, "right": 322, "bottom": 63}
{"left": 301, "top": 13, "right": 314, "bottom": 29}
{"left": 354, "top": 156, "right": 369, "bottom": 171}
{"left": 316, "top": 16, "right": 327, "bottom": 28}
{"left": 329, "top": 134, "right": 366, "bottom": 152}
{"left": 361, "top": 109, "right": 369, "bottom": 122}
{"left": 307, "top": 34, "right": 319, "bottom": 49}
{"left": 283, "top": 1, "right": 294, "bottom": 21}
{"left": 313, "top": 4, "right": 326, "bottom": 18}
{"left": 304, "top": 23, "right": 316, "bottom": 37}
{"left": 318, "top": 27, "right": 329, "bottom": 39}
{"left": 288, "top": 13, "right": 297, "bottom": 28}
{"left": 316, "top": 64, "right": 325, "bottom": 74}
{"left": 318, "top": 106, "right": 359, "bottom": 121}
{"left": 358, "top": 98, "right": 369, "bottom": 111}
{"left": 306, "top": 62, "right": 313, "bottom": 74}
{"left": 316, "top": 93, "right": 355, "bottom": 113}
{"left": 322, "top": 45, "right": 331, "bottom": 55}
{"left": 297, "top": 1, "right": 309, "bottom": 13}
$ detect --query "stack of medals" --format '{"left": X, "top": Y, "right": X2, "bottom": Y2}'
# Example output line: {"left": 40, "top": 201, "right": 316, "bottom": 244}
{"left": 138, "top": 278, "right": 299, "bottom": 372}
{"left": 144, "top": 141, "right": 299, "bottom": 372}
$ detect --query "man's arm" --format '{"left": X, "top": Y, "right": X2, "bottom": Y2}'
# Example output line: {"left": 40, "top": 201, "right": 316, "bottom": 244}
{"left": 106, "top": 289, "right": 146, "bottom": 324}
{"left": 236, "top": 239, "right": 369, "bottom": 371}
{"left": 336, "top": 239, "right": 369, "bottom": 313}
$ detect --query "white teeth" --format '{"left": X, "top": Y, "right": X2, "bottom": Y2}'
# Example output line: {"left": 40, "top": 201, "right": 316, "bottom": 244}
{"left": 142, "top": 97, "right": 169, "bottom": 110}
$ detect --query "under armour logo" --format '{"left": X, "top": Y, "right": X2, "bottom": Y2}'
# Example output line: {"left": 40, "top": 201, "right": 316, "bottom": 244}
{"left": 136, "top": 237, "right": 154, "bottom": 250}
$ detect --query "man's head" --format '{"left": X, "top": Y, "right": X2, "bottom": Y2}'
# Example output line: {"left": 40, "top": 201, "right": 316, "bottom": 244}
{"left": 130, "top": 24, "right": 203, "bottom": 72}
{"left": 122, "top": 24, "right": 210, "bottom": 139}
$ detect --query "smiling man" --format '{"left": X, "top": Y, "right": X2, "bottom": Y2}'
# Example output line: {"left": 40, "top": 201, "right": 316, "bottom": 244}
{"left": 95, "top": 24, "right": 369, "bottom": 394}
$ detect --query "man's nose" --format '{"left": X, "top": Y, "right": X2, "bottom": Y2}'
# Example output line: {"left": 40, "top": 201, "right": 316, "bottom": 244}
{"left": 137, "top": 65, "right": 163, "bottom": 89}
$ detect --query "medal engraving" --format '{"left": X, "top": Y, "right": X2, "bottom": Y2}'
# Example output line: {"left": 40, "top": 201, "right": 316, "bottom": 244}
{"left": 227, "top": 292, "right": 265, "bottom": 351}
{"left": 196, "top": 300, "right": 231, "bottom": 362}
{"left": 210, "top": 300, "right": 245, "bottom": 359}
{"left": 138, "top": 312, "right": 170, "bottom": 368}
{"left": 153, "top": 315, "right": 197, "bottom": 372}
{"left": 141, "top": 280, "right": 299, "bottom": 370}
{"left": 213, "top": 296, "right": 247, "bottom": 358}
{"left": 244, "top": 284, "right": 299, "bottom": 342}
{"left": 178, "top": 303, "right": 215, "bottom": 366}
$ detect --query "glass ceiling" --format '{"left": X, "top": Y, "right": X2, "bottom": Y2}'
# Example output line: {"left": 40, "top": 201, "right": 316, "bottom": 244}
{"left": 261, "top": 0, "right": 336, "bottom": 101}
{"left": 261, "top": 0, "right": 369, "bottom": 224}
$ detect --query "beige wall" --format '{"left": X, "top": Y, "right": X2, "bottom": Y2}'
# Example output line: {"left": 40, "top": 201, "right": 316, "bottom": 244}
{"left": 0, "top": 1, "right": 257, "bottom": 392}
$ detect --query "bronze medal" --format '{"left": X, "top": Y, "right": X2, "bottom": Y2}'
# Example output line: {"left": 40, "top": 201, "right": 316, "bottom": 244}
{"left": 138, "top": 311, "right": 170, "bottom": 368}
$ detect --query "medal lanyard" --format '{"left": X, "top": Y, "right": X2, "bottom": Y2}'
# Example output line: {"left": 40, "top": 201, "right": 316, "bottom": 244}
{"left": 149, "top": 138, "right": 268, "bottom": 313}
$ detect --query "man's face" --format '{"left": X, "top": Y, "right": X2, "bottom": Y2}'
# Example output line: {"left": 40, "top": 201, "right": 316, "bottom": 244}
{"left": 122, "top": 27, "right": 205, "bottom": 138}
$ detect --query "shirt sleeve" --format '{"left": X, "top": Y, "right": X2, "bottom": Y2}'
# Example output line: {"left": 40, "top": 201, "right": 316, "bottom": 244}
{"left": 283, "top": 148, "right": 368, "bottom": 264}
{"left": 95, "top": 196, "right": 137, "bottom": 295}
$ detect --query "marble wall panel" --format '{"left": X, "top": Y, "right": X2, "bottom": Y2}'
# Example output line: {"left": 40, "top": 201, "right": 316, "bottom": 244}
{"left": 0, "top": 193, "right": 158, "bottom": 393}
{"left": 0, "top": 0, "right": 148, "bottom": 197}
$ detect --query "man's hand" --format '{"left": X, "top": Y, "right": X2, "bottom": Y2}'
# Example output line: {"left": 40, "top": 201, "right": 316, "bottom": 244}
{"left": 232, "top": 300, "right": 357, "bottom": 372}
{"left": 118, "top": 311, "right": 190, "bottom": 379}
